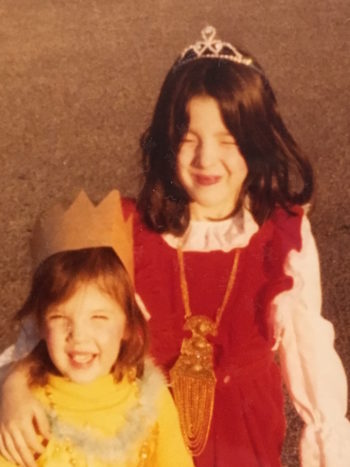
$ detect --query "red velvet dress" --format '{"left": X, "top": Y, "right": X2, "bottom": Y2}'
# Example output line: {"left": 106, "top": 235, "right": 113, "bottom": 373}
{"left": 125, "top": 201, "right": 303, "bottom": 467}
{"left": 2, "top": 193, "right": 349, "bottom": 466}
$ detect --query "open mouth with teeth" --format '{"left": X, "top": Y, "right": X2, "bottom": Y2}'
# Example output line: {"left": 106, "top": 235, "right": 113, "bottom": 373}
{"left": 68, "top": 352, "right": 97, "bottom": 368}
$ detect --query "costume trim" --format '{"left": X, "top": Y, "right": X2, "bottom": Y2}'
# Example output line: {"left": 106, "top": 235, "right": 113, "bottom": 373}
{"left": 162, "top": 207, "right": 258, "bottom": 252}
{"left": 46, "top": 359, "right": 165, "bottom": 463}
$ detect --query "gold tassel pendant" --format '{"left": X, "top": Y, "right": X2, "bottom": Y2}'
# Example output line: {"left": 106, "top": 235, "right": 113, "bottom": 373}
{"left": 169, "top": 315, "right": 217, "bottom": 456}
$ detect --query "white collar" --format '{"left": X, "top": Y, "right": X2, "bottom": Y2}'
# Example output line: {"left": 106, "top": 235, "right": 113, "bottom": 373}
{"left": 162, "top": 208, "right": 258, "bottom": 252}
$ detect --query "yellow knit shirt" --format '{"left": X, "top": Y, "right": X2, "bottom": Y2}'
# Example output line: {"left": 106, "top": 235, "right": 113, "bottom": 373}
{"left": 0, "top": 362, "right": 193, "bottom": 466}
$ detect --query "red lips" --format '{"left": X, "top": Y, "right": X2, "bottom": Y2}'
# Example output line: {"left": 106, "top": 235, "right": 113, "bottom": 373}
{"left": 193, "top": 174, "right": 222, "bottom": 186}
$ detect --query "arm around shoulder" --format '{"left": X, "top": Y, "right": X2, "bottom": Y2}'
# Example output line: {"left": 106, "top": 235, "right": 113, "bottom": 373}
{"left": 0, "top": 316, "right": 40, "bottom": 374}
{"left": 0, "top": 356, "right": 50, "bottom": 466}
{"left": 271, "top": 213, "right": 350, "bottom": 466}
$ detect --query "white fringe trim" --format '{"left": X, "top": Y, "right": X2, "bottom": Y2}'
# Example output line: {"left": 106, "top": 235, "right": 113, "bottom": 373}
{"left": 47, "top": 359, "right": 165, "bottom": 463}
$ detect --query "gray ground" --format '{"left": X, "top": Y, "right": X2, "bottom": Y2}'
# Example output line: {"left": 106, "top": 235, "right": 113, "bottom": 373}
{"left": 0, "top": 1, "right": 349, "bottom": 465}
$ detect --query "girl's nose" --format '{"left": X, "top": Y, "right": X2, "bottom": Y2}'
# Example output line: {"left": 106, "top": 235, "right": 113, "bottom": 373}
{"left": 67, "top": 319, "right": 88, "bottom": 342}
{"left": 195, "top": 141, "right": 216, "bottom": 168}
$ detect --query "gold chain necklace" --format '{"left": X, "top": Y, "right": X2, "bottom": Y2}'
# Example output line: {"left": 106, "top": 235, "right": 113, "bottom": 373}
{"left": 169, "top": 247, "right": 240, "bottom": 456}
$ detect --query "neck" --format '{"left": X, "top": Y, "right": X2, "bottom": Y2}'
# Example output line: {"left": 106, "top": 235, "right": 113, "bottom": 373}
{"left": 189, "top": 203, "right": 235, "bottom": 221}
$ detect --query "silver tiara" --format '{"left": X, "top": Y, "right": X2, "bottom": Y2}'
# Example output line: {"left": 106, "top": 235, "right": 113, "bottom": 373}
{"left": 178, "top": 26, "right": 253, "bottom": 67}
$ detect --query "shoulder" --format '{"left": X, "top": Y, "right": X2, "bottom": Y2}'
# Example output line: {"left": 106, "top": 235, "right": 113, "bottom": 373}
{"left": 141, "top": 359, "right": 168, "bottom": 393}
{"left": 137, "top": 359, "right": 173, "bottom": 421}
{"left": 268, "top": 205, "right": 307, "bottom": 252}
{"left": 0, "top": 456, "right": 16, "bottom": 466}
{"left": 121, "top": 197, "right": 152, "bottom": 235}
{"left": 121, "top": 197, "right": 137, "bottom": 218}
{"left": 270, "top": 204, "right": 304, "bottom": 225}
{"left": 140, "top": 361, "right": 180, "bottom": 421}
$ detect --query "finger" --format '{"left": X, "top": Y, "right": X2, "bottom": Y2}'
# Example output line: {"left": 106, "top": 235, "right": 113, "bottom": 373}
{"left": 16, "top": 429, "right": 45, "bottom": 454}
{"left": 20, "top": 423, "right": 46, "bottom": 455}
{"left": 0, "top": 434, "right": 14, "bottom": 463}
{"left": 32, "top": 407, "right": 51, "bottom": 440}
{"left": 2, "top": 431, "right": 26, "bottom": 466}
{"left": 4, "top": 430, "right": 36, "bottom": 467}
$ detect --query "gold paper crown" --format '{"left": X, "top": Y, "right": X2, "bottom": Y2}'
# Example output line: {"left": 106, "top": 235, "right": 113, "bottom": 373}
{"left": 31, "top": 190, "right": 134, "bottom": 281}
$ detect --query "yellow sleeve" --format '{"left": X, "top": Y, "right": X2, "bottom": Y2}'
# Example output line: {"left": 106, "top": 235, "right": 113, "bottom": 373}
{"left": 155, "top": 387, "right": 194, "bottom": 467}
{"left": 0, "top": 455, "right": 16, "bottom": 466}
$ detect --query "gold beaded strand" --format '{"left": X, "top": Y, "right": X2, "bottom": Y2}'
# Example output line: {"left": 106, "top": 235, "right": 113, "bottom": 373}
{"left": 170, "top": 247, "right": 240, "bottom": 456}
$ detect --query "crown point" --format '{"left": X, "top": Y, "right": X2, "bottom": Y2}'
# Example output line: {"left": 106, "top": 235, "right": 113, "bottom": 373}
{"left": 99, "top": 190, "right": 121, "bottom": 209}
{"left": 75, "top": 190, "right": 90, "bottom": 203}
{"left": 31, "top": 189, "right": 134, "bottom": 282}
{"left": 202, "top": 25, "right": 216, "bottom": 41}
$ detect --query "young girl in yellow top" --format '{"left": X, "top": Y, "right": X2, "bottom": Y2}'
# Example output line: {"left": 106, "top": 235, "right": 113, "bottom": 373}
{"left": 0, "top": 191, "right": 193, "bottom": 467}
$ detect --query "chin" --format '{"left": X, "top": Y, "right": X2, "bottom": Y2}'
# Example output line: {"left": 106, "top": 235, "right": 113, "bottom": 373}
{"left": 195, "top": 196, "right": 232, "bottom": 209}
{"left": 65, "top": 371, "right": 101, "bottom": 384}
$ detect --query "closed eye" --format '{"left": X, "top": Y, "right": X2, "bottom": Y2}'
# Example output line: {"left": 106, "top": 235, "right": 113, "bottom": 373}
{"left": 47, "top": 314, "right": 65, "bottom": 320}
{"left": 181, "top": 138, "right": 197, "bottom": 144}
{"left": 92, "top": 315, "right": 109, "bottom": 320}
{"left": 181, "top": 132, "right": 197, "bottom": 143}
{"left": 220, "top": 139, "right": 237, "bottom": 145}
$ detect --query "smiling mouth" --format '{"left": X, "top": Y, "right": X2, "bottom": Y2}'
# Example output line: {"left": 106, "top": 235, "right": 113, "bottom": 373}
{"left": 193, "top": 174, "right": 222, "bottom": 186}
{"left": 68, "top": 352, "right": 97, "bottom": 368}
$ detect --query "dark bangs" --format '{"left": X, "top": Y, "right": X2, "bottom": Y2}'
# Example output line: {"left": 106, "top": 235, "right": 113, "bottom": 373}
{"left": 138, "top": 56, "right": 313, "bottom": 232}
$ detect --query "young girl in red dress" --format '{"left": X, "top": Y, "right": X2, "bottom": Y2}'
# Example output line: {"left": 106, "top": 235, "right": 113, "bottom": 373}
{"left": 1, "top": 26, "right": 350, "bottom": 467}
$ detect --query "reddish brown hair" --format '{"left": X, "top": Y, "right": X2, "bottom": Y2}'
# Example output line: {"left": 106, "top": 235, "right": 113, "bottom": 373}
{"left": 17, "top": 247, "right": 148, "bottom": 385}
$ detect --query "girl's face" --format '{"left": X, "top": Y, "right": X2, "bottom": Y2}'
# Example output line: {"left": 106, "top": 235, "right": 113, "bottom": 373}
{"left": 176, "top": 95, "right": 248, "bottom": 220}
{"left": 42, "top": 282, "right": 126, "bottom": 384}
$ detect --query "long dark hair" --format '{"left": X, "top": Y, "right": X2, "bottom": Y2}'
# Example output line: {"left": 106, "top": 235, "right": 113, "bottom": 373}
{"left": 17, "top": 247, "right": 148, "bottom": 385}
{"left": 138, "top": 55, "right": 313, "bottom": 234}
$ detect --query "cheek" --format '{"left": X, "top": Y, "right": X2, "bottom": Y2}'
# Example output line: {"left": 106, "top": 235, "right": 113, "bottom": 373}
{"left": 237, "top": 158, "right": 248, "bottom": 180}
{"left": 226, "top": 152, "right": 248, "bottom": 179}
{"left": 176, "top": 147, "right": 193, "bottom": 171}
{"left": 42, "top": 323, "right": 57, "bottom": 345}
{"left": 43, "top": 326, "right": 65, "bottom": 362}
{"left": 99, "top": 320, "right": 126, "bottom": 348}
{"left": 176, "top": 152, "right": 191, "bottom": 186}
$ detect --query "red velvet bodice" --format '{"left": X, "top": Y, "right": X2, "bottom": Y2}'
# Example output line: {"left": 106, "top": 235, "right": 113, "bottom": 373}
{"left": 123, "top": 200, "right": 302, "bottom": 467}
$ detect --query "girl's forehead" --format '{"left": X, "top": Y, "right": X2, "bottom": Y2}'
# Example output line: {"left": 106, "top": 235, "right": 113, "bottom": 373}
{"left": 50, "top": 282, "right": 122, "bottom": 314}
{"left": 186, "top": 95, "right": 231, "bottom": 132}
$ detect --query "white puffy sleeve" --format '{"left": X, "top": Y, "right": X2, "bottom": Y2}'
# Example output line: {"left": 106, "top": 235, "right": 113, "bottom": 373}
{"left": 271, "top": 213, "right": 350, "bottom": 466}
{"left": 0, "top": 315, "right": 39, "bottom": 369}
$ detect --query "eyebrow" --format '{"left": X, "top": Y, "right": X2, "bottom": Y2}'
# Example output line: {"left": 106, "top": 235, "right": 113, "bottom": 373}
{"left": 90, "top": 308, "right": 114, "bottom": 314}
{"left": 215, "top": 132, "right": 235, "bottom": 137}
{"left": 185, "top": 129, "right": 233, "bottom": 137}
